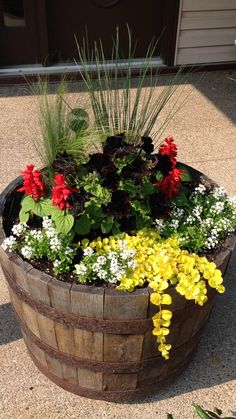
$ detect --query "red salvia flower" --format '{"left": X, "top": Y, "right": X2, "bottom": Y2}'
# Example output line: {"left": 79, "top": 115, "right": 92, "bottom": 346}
{"left": 154, "top": 168, "right": 185, "bottom": 200}
{"left": 17, "top": 164, "right": 45, "bottom": 201}
{"left": 52, "top": 173, "right": 79, "bottom": 210}
{"left": 158, "top": 137, "right": 177, "bottom": 165}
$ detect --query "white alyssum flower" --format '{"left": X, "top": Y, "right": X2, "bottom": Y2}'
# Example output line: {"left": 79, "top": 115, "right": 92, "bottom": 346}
{"left": 50, "top": 237, "right": 61, "bottom": 251}
{"left": 97, "top": 256, "right": 107, "bottom": 265}
{"left": 193, "top": 184, "right": 206, "bottom": 195}
{"left": 97, "top": 269, "right": 107, "bottom": 280}
{"left": 21, "top": 245, "right": 33, "bottom": 259}
{"left": 210, "top": 201, "right": 225, "bottom": 215}
{"left": 45, "top": 227, "right": 58, "bottom": 239}
{"left": 42, "top": 217, "right": 53, "bottom": 229}
{"left": 30, "top": 229, "right": 43, "bottom": 241}
{"left": 169, "top": 219, "right": 179, "bottom": 229}
{"left": 53, "top": 260, "right": 62, "bottom": 268}
{"left": 186, "top": 215, "right": 195, "bottom": 225}
{"left": 75, "top": 263, "right": 87, "bottom": 275}
{"left": 212, "top": 186, "right": 226, "bottom": 198}
{"left": 192, "top": 205, "right": 203, "bottom": 220}
{"left": 155, "top": 218, "right": 164, "bottom": 231}
{"left": 2, "top": 236, "right": 17, "bottom": 251}
{"left": 83, "top": 246, "right": 94, "bottom": 257}
{"left": 11, "top": 222, "right": 27, "bottom": 237}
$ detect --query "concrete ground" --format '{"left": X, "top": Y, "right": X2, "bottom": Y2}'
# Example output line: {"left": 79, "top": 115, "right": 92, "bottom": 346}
{"left": 0, "top": 70, "right": 236, "bottom": 419}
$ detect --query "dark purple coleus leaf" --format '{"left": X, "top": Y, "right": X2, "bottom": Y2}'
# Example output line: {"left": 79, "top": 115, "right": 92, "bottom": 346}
{"left": 103, "top": 133, "right": 135, "bottom": 158}
{"left": 102, "top": 190, "right": 131, "bottom": 217}
{"left": 121, "top": 157, "right": 149, "bottom": 184}
{"left": 67, "top": 188, "right": 89, "bottom": 215}
{"left": 101, "top": 173, "right": 120, "bottom": 191}
{"left": 149, "top": 192, "right": 168, "bottom": 218}
{"left": 118, "top": 216, "right": 136, "bottom": 232}
{"left": 52, "top": 152, "right": 78, "bottom": 176}
{"left": 86, "top": 153, "right": 116, "bottom": 177}
{"left": 140, "top": 136, "right": 154, "bottom": 154}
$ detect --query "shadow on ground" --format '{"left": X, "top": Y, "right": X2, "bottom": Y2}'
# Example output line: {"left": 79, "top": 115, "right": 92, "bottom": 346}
{"left": 0, "top": 70, "right": 236, "bottom": 128}
{"left": 0, "top": 302, "right": 22, "bottom": 345}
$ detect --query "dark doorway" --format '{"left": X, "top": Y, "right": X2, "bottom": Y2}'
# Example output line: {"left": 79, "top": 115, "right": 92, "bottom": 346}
{"left": 46, "top": 0, "right": 164, "bottom": 63}
{"left": 0, "top": 0, "right": 44, "bottom": 65}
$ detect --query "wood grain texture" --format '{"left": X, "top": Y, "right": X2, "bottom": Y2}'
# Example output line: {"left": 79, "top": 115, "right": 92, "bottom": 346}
{"left": 9, "top": 286, "right": 40, "bottom": 338}
{"left": 103, "top": 334, "right": 143, "bottom": 362}
{"left": 48, "top": 278, "right": 72, "bottom": 312}
{"left": 74, "top": 329, "right": 103, "bottom": 361}
{"left": 77, "top": 368, "right": 103, "bottom": 390}
{"left": 104, "top": 288, "right": 149, "bottom": 320}
{"left": 70, "top": 284, "right": 104, "bottom": 318}
{"left": 27, "top": 268, "right": 52, "bottom": 305}
{"left": 10, "top": 256, "right": 32, "bottom": 292}
{"left": 103, "top": 373, "right": 138, "bottom": 391}
{"left": 22, "top": 330, "right": 47, "bottom": 368}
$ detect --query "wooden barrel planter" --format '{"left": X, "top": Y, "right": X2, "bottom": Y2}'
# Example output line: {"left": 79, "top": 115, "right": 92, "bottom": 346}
{"left": 0, "top": 170, "right": 235, "bottom": 402}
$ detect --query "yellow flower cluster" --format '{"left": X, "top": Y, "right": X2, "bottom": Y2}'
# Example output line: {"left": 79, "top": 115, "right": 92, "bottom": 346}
{"left": 78, "top": 229, "right": 224, "bottom": 360}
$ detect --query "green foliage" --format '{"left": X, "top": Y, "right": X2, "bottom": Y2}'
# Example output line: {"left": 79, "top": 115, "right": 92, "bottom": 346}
{"left": 69, "top": 108, "right": 89, "bottom": 134}
{"left": 76, "top": 27, "right": 191, "bottom": 144}
{"left": 74, "top": 214, "right": 91, "bottom": 235}
{"left": 30, "top": 78, "right": 101, "bottom": 166}
{"left": 168, "top": 404, "right": 236, "bottom": 419}
{"left": 53, "top": 211, "right": 75, "bottom": 234}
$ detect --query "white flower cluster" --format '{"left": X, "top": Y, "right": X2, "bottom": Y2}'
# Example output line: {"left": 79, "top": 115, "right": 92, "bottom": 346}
{"left": 74, "top": 241, "right": 137, "bottom": 285}
{"left": 2, "top": 217, "right": 76, "bottom": 274}
{"left": 11, "top": 222, "right": 27, "bottom": 237}
{"left": 153, "top": 183, "right": 236, "bottom": 253}
{"left": 1, "top": 235, "right": 17, "bottom": 252}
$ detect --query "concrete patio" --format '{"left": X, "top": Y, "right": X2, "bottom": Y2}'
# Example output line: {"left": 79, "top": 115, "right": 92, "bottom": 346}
{"left": 0, "top": 70, "right": 235, "bottom": 419}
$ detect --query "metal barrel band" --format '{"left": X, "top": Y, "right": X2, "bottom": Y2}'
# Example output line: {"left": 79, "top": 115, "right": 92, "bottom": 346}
{"left": 15, "top": 306, "right": 204, "bottom": 374}
{"left": 27, "top": 346, "right": 193, "bottom": 402}
{"left": 4, "top": 269, "right": 153, "bottom": 334}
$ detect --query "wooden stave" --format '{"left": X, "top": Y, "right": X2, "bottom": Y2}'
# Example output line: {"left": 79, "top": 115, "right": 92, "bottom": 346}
{"left": 0, "top": 173, "right": 235, "bottom": 400}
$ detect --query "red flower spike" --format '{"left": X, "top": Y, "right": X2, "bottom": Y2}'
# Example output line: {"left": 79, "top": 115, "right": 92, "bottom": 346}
{"left": 154, "top": 168, "right": 185, "bottom": 200}
{"left": 17, "top": 164, "right": 45, "bottom": 201}
{"left": 158, "top": 137, "right": 177, "bottom": 165}
{"left": 52, "top": 174, "right": 79, "bottom": 210}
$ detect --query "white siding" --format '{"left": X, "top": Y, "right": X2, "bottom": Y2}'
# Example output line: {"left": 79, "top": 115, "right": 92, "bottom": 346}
{"left": 175, "top": 0, "right": 236, "bottom": 65}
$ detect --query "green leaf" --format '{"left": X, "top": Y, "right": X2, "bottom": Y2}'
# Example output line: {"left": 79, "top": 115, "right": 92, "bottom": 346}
{"left": 205, "top": 411, "right": 220, "bottom": 419}
{"left": 101, "top": 216, "right": 113, "bottom": 234}
{"left": 54, "top": 212, "right": 74, "bottom": 234}
{"left": 69, "top": 108, "right": 89, "bottom": 134}
{"left": 40, "top": 198, "right": 54, "bottom": 216}
{"left": 194, "top": 405, "right": 212, "bottom": 419}
{"left": 86, "top": 203, "right": 104, "bottom": 219}
{"left": 51, "top": 207, "right": 64, "bottom": 221}
{"left": 21, "top": 195, "right": 35, "bottom": 212}
{"left": 32, "top": 201, "right": 45, "bottom": 218}
{"left": 74, "top": 214, "right": 91, "bottom": 235}
{"left": 155, "top": 171, "right": 163, "bottom": 182}
{"left": 112, "top": 221, "right": 121, "bottom": 236}
{"left": 19, "top": 208, "right": 30, "bottom": 223}
{"left": 141, "top": 181, "right": 154, "bottom": 196}
{"left": 171, "top": 193, "right": 189, "bottom": 207}
{"left": 167, "top": 415, "right": 174, "bottom": 419}
{"left": 179, "top": 166, "right": 192, "bottom": 182}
